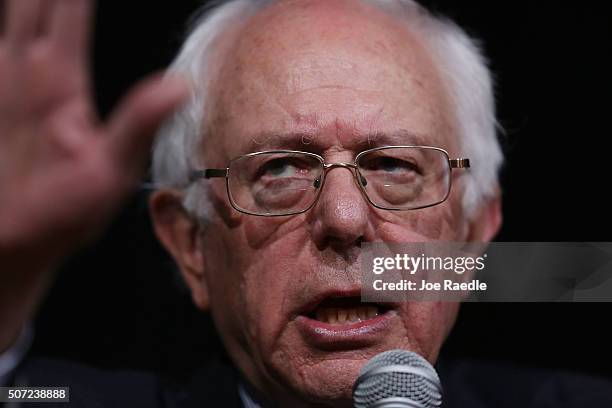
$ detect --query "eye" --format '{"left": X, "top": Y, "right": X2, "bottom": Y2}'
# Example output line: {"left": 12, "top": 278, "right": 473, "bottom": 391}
{"left": 254, "top": 157, "right": 311, "bottom": 180}
{"left": 362, "top": 156, "right": 421, "bottom": 174}
{"left": 262, "top": 158, "right": 293, "bottom": 176}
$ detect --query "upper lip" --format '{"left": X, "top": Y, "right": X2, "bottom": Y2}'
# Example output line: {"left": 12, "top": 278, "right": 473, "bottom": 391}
{"left": 292, "top": 288, "right": 398, "bottom": 319}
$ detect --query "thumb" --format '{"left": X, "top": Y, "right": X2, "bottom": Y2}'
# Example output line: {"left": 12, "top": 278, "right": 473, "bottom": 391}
{"left": 105, "top": 73, "right": 190, "bottom": 179}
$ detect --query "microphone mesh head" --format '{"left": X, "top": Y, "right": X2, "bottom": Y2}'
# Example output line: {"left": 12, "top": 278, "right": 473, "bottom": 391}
{"left": 353, "top": 349, "right": 442, "bottom": 408}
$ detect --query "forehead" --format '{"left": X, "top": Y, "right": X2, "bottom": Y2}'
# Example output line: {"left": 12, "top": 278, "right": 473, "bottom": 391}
{"left": 205, "top": 0, "right": 456, "bottom": 163}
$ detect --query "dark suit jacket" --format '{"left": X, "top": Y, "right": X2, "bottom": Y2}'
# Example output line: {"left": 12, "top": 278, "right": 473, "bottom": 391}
{"left": 9, "top": 356, "right": 612, "bottom": 407}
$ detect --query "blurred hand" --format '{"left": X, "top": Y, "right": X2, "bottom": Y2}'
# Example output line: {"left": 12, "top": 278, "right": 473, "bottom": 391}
{"left": 0, "top": 0, "right": 188, "bottom": 349}
{"left": 0, "top": 0, "right": 188, "bottom": 265}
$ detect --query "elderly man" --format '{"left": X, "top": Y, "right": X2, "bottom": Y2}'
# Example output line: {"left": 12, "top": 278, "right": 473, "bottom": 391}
{"left": 2, "top": 0, "right": 609, "bottom": 407}
{"left": 148, "top": 0, "right": 502, "bottom": 405}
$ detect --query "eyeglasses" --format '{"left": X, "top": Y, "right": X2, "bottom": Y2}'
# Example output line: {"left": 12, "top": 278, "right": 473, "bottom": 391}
{"left": 189, "top": 146, "right": 470, "bottom": 217}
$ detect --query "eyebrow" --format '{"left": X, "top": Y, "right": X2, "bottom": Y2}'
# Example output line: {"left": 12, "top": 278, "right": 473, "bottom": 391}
{"left": 240, "top": 129, "right": 434, "bottom": 155}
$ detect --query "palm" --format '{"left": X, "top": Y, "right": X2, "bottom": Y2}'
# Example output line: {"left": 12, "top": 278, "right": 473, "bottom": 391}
{"left": 0, "top": 0, "right": 187, "bottom": 259}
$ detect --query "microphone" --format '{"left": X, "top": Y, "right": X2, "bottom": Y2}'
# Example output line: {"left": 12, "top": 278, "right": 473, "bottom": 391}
{"left": 352, "top": 349, "right": 442, "bottom": 408}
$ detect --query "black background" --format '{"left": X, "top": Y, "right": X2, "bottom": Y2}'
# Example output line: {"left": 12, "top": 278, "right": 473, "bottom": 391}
{"left": 29, "top": 0, "right": 612, "bottom": 381}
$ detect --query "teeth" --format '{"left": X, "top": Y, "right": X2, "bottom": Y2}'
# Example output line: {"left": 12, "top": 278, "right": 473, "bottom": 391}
{"left": 313, "top": 306, "right": 380, "bottom": 325}
{"left": 338, "top": 309, "right": 347, "bottom": 324}
{"left": 328, "top": 309, "right": 337, "bottom": 324}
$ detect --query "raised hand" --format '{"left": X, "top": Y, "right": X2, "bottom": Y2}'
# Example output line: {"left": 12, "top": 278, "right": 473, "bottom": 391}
{"left": 0, "top": 0, "right": 188, "bottom": 349}
{"left": 0, "top": 0, "right": 188, "bottom": 263}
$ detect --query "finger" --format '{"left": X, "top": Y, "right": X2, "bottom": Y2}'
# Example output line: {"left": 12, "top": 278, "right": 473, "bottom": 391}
{"left": 49, "top": 0, "right": 93, "bottom": 61}
{"left": 106, "top": 74, "right": 189, "bottom": 179}
{"left": 5, "top": 0, "right": 45, "bottom": 46}
{"left": 0, "top": 0, "right": 5, "bottom": 35}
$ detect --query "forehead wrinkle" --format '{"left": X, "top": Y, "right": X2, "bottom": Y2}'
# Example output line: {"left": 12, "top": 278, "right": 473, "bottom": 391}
{"left": 288, "top": 84, "right": 383, "bottom": 96}
{"left": 237, "top": 129, "right": 439, "bottom": 156}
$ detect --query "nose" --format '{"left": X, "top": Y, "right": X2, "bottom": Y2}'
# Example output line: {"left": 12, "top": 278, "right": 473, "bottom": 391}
{"left": 308, "top": 165, "right": 370, "bottom": 250}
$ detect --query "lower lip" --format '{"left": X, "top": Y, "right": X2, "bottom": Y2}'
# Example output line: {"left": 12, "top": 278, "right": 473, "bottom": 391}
{"left": 295, "top": 310, "right": 397, "bottom": 350}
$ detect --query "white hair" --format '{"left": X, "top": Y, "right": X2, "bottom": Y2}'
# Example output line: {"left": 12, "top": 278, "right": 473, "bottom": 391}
{"left": 152, "top": 0, "right": 503, "bottom": 220}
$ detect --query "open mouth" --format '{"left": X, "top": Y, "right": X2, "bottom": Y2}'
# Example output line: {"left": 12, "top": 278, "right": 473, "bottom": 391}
{"left": 305, "top": 296, "right": 392, "bottom": 325}
{"left": 295, "top": 293, "right": 397, "bottom": 348}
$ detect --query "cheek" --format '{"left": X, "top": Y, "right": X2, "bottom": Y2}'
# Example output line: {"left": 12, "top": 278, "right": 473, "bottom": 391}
{"left": 243, "top": 213, "right": 308, "bottom": 249}
{"left": 200, "top": 226, "right": 245, "bottom": 325}
{"left": 234, "top": 241, "right": 326, "bottom": 383}
{"left": 373, "top": 202, "right": 462, "bottom": 242}
{"left": 241, "top": 256, "right": 298, "bottom": 345}
{"left": 205, "top": 221, "right": 310, "bottom": 352}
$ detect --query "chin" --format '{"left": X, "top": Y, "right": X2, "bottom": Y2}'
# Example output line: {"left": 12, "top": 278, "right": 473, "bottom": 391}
{"left": 282, "top": 357, "right": 363, "bottom": 407}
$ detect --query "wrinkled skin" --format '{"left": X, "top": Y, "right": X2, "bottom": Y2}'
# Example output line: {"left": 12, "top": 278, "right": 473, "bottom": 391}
{"left": 151, "top": 1, "right": 501, "bottom": 407}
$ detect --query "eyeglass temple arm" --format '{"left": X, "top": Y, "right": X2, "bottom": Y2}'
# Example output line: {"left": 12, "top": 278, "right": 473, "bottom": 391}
{"left": 449, "top": 158, "right": 470, "bottom": 169}
{"left": 189, "top": 168, "right": 228, "bottom": 182}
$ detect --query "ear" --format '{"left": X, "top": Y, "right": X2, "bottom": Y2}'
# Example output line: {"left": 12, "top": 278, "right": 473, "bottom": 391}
{"left": 465, "top": 187, "right": 503, "bottom": 243}
{"left": 149, "top": 190, "right": 209, "bottom": 311}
